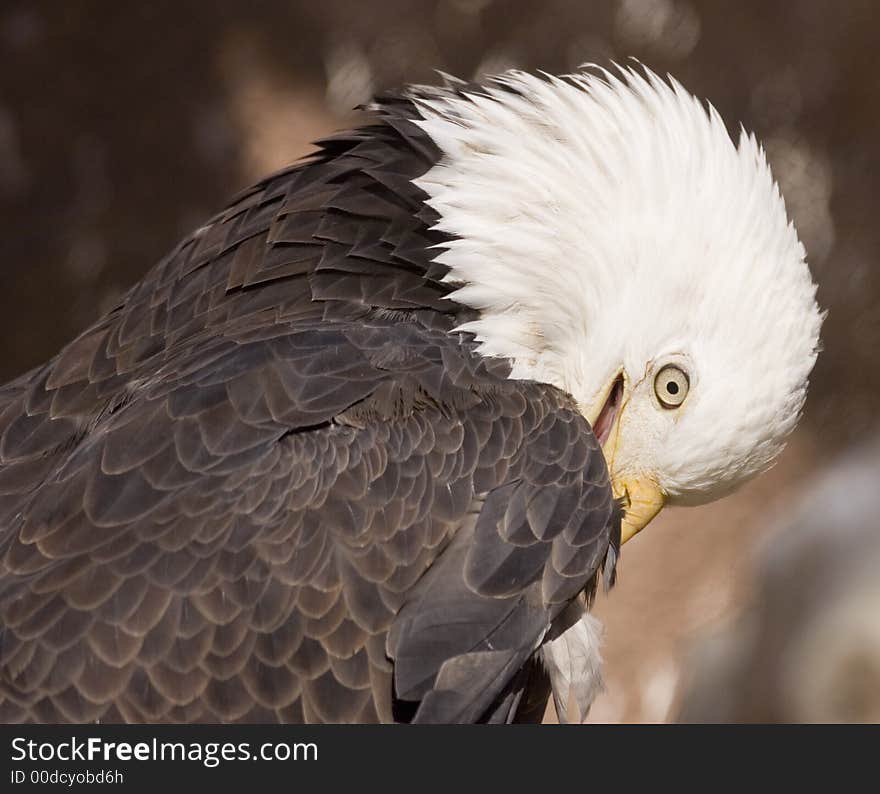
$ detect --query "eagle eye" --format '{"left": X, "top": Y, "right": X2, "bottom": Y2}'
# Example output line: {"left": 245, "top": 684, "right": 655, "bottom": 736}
{"left": 654, "top": 364, "right": 689, "bottom": 409}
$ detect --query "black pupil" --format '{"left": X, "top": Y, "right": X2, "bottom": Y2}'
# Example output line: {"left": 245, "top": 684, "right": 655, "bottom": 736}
{"left": 666, "top": 381, "right": 679, "bottom": 395}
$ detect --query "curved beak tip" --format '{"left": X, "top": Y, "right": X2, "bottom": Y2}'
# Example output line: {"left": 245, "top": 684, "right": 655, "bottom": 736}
{"left": 616, "top": 478, "right": 665, "bottom": 545}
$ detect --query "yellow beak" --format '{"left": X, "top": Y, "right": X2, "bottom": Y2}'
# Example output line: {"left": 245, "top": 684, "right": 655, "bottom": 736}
{"left": 614, "top": 477, "right": 665, "bottom": 544}
{"left": 583, "top": 375, "right": 666, "bottom": 545}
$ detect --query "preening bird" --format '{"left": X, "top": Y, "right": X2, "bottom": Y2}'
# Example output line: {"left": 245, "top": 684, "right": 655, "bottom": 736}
{"left": 0, "top": 67, "right": 821, "bottom": 723}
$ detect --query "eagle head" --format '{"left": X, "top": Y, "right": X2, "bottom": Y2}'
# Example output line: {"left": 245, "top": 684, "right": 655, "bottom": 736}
{"left": 410, "top": 66, "right": 823, "bottom": 541}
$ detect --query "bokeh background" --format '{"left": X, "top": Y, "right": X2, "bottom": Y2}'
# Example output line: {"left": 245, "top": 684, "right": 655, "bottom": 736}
{"left": 2, "top": 1, "right": 878, "bottom": 721}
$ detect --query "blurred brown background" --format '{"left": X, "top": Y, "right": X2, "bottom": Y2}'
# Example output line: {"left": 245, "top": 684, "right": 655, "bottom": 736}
{"left": 1, "top": 1, "right": 878, "bottom": 721}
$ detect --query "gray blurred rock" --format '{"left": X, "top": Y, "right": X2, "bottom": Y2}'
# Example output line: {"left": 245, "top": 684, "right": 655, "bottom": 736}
{"left": 678, "top": 437, "right": 880, "bottom": 723}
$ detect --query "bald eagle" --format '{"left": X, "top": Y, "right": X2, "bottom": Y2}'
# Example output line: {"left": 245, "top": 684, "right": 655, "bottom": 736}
{"left": 0, "top": 67, "right": 821, "bottom": 724}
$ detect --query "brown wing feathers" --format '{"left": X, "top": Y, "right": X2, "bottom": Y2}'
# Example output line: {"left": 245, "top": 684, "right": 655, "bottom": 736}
{"left": 0, "top": 99, "right": 619, "bottom": 723}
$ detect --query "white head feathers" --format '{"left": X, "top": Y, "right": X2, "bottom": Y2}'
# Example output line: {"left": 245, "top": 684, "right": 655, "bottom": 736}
{"left": 409, "top": 66, "right": 823, "bottom": 503}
